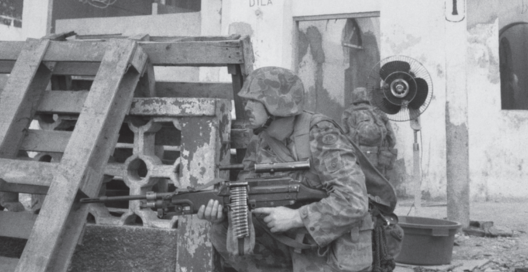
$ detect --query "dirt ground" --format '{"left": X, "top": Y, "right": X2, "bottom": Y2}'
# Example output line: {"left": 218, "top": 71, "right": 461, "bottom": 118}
{"left": 394, "top": 199, "right": 528, "bottom": 271}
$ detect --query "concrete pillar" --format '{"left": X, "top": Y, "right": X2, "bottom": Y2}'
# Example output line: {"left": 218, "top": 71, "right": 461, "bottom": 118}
{"left": 445, "top": 0, "right": 470, "bottom": 227}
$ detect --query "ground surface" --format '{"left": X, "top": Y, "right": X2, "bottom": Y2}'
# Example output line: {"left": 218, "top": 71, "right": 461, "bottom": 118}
{"left": 394, "top": 199, "right": 528, "bottom": 271}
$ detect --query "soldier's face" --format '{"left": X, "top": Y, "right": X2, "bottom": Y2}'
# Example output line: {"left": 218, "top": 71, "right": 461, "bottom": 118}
{"left": 244, "top": 100, "right": 269, "bottom": 128}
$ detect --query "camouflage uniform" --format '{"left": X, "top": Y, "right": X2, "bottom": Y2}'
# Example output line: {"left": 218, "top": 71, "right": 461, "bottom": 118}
{"left": 210, "top": 67, "right": 372, "bottom": 272}
{"left": 341, "top": 87, "right": 397, "bottom": 177}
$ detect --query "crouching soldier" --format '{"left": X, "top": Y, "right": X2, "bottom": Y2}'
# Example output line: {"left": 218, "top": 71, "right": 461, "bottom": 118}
{"left": 199, "top": 67, "right": 373, "bottom": 272}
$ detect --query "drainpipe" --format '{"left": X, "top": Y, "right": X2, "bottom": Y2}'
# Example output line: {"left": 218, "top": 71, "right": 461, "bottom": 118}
{"left": 445, "top": 0, "right": 470, "bottom": 228}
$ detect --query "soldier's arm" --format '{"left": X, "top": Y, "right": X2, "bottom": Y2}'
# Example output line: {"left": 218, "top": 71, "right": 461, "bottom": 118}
{"left": 297, "top": 121, "right": 369, "bottom": 247}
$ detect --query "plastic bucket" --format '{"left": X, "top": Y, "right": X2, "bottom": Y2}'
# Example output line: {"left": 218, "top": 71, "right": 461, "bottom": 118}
{"left": 395, "top": 216, "right": 461, "bottom": 265}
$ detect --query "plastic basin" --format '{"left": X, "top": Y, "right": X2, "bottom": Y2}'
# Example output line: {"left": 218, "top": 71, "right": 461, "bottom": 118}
{"left": 395, "top": 216, "right": 461, "bottom": 265}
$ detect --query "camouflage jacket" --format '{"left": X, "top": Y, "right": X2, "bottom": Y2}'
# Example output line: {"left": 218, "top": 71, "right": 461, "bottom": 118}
{"left": 239, "top": 112, "right": 369, "bottom": 248}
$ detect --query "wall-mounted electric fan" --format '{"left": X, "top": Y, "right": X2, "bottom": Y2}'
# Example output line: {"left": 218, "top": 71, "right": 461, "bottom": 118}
{"left": 367, "top": 55, "right": 434, "bottom": 214}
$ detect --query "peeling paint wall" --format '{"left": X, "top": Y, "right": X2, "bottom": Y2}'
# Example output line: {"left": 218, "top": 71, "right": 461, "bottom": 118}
{"left": 380, "top": 0, "right": 448, "bottom": 200}
{"left": 467, "top": 0, "right": 528, "bottom": 201}
{"left": 296, "top": 19, "right": 380, "bottom": 123}
{"left": 221, "top": 0, "right": 294, "bottom": 70}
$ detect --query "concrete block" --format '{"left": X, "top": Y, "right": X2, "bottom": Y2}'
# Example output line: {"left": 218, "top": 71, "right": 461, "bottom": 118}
{"left": 69, "top": 224, "right": 178, "bottom": 272}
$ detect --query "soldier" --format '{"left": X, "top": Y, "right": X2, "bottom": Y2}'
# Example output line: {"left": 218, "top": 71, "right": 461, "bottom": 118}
{"left": 198, "top": 67, "right": 372, "bottom": 272}
{"left": 341, "top": 87, "right": 397, "bottom": 178}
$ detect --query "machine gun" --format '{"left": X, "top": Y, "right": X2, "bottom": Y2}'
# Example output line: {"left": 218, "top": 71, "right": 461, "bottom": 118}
{"left": 80, "top": 160, "right": 327, "bottom": 255}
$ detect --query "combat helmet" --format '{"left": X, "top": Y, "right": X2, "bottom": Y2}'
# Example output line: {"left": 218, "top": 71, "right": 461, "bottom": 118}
{"left": 238, "top": 66, "right": 304, "bottom": 117}
{"left": 351, "top": 87, "right": 371, "bottom": 105}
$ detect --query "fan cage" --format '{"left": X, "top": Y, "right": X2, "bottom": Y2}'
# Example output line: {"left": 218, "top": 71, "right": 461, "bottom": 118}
{"left": 366, "top": 55, "right": 433, "bottom": 122}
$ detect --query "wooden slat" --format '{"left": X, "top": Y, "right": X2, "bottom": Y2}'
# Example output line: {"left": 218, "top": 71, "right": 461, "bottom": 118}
{"left": 155, "top": 81, "right": 233, "bottom": 99}
{"left": 0, "top": 39, "right": 52, "bottom": 158}
{"left": 0, "top": 40, "right": 246, "bottom": 69}
{"left": 36, "top": 91, "right": 223, "bottom": 117}
{"left": 0, "top": 179, "right": 49, "bottom": 195}
{"left": 16, "top": 39, "right": 146, "bottom": 272}
{"left": 129, "top": 97, "right": 218, "bottom": 116}
{"left": 0, "top": 256, "right": 18, "bottom": 272}
{"left": 0, "top": 159, "right": 128, "bottom": 191}
{"left": 0, "top": 211, "right": 37, "bottom": 239}
{"left": 0, "top": 158, "right": 56, "bottom": 188}
{"left": 19, "top": 130, "right": 71, "bottom": 153}
{"left": 141, "top": 41, "right": 243, "bottom": 66}
{"left": 0, "top": 61, "right": 100, "bottom": 76}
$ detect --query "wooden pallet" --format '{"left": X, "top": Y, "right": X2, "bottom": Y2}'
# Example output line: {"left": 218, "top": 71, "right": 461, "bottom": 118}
{"left": 0, "top": 34, "right": 254, "bottom": 272}
{"left": 0, "top": 37, "right": 149, "bottom": 272}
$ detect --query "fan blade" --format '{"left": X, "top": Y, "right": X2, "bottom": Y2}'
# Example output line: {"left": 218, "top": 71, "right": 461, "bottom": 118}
{"left": 408, "top": 77, "right": 429, "bottom": 110}
{"left": 402, "top": 74, "right": 418, "bottom": 101}
{"left": 379, "top": 99, "right": 401, "bottom": 115}
{"left": 371, "top": 86, "right": 400, "bottom": 115}
{"left": 380, "top": 61, "right": 411, "bottom": 80}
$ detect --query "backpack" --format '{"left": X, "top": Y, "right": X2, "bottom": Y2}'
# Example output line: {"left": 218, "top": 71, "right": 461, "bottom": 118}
{"left": 345, "top": 104, "right": 388, "bottom": 148}
{"left": 344, "top": 105, "right": 398, "bottom": 172}
{"left": 292, "top": 111, "right": 404, "bottom": 272}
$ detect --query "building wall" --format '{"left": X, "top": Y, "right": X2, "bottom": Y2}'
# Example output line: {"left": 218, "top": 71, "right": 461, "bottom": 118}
{"left": 218, "top": 0, "right": 527, "bottom": 201}
{"left": 467, "top": 0, "right": 528, "bottom": 201}
{"left": 379, "top": 0, "right": 448, "bottom": 200}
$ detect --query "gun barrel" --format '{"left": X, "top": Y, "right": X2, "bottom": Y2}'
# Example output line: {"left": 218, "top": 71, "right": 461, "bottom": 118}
{"left": 254, "top": 160, "right": 310, "bottom": 173}
{"left": 218, "top": 164, "right": 245, "bottom": 171}
{"left": 80, "top": 195, "right": 147, "bottom": 203}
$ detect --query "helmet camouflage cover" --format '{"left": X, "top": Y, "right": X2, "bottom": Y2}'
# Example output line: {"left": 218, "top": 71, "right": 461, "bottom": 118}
{"left": 238, "top": 66, "right": 304, "bottom": 117}
{"left": 351, "top": 87, "right": 371, "bottom": 104}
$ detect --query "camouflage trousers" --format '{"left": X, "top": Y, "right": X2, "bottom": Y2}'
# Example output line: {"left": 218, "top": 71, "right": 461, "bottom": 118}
{"left": 209, "top": 215, "right": 343, "bottom": 272}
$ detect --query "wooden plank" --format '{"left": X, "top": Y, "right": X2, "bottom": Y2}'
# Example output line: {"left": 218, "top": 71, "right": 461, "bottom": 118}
{"left": 0, "top": 159, "right": 131, "bottom": 191}
{"left": 36, "top": 91, "right": 87, "bottom": 113}
{"left": 0, "top": 61, "right": 100, "bottom": 76}
{"left": 141, "top": 41, "right": 243, "bottom": 66}
{"left": 0, "top": 154, "right": 55, "bottom": 195}
{"left": 0, "top": 210, "right": 37, "bottom": 239}
{"left": 36, "top": 91, "right": 222, "bottom": 116}
{"left": 155, "top": 81, "right": 233, "bottom": 99}
{"left": 240, "top": 35, "right": 255, "bottom": 76}
{"left": 16, "top": 39, "right": 146, "bottom": 272}
{"left": 129, "top": 97, "right": 218, "bottom": 116}
{"left": 0, "top": 39, "right": 52, "bottom": 158}
{"left": 0, "top": 179, "right": 49, "bottom": 195}
{"left": 20, "top": 130, "right": 71, "bottom": 153}
{"left": 0, "top": 256, "right": 18, "bottom": 272}
{"left": 0, "top": 40, "right": 246, "bottom": 67}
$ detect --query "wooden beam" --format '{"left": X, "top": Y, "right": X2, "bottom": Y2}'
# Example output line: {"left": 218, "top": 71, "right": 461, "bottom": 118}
{"left": 0, "top": 211, "right": 37, "bottom": 239}
{"left": 36, "top": 91, "right": 224, "bottom": 116}
{"left": 20, "top": 130, "right": 71, "bottom": 153}
{"left": 155, "top": 81, "right": 233, "bottom": 99}
{"left": 129, "top": 97, "right": 218, "bottom": 116}
{"left": 0, "top": 158, "right": 56, "bottom": 188}
{"left": 16, "top": 39, "right": 146, "bottom": 272}
{"left": 0, "top": 40, "right": 246, "bottom": 71}
{"left": 37, "top": 91, "right": 88, "bottom": 113}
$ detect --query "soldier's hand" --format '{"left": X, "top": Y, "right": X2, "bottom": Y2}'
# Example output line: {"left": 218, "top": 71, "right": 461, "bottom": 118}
{"left": 197, "top": 199, "right": 225, "bottom": 223}
{"left": 252, "top": 206, "right": 303, "bottom": 233}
